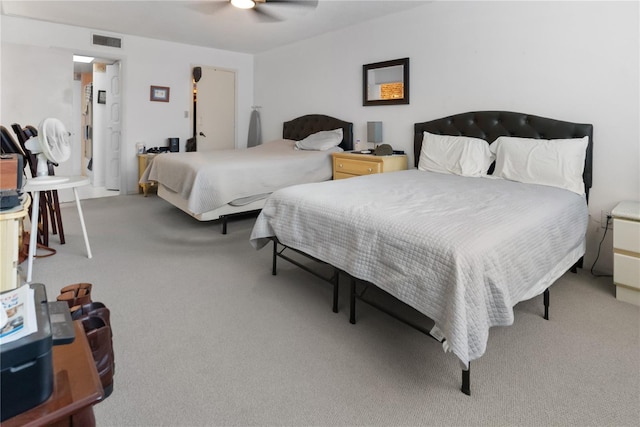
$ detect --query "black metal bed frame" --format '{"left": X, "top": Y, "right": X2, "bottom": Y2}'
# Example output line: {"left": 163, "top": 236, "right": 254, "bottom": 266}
{"left": 270, "top": 237, "right": 553, "bottom": 395}
{"left": 219, "top": 209, "right": 262, "bottom": 234}
{"left": 347, "top": 275, "right": 551, "bottom": 396}
{"left": 271, "top": 238, "right": 340, "bottom": 313}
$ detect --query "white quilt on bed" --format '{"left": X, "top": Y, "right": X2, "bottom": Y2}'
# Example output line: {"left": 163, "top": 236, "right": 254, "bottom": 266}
{"left": 250, "top": 170, "right": 588, "bottom": 366}
{"left": 141, "top": 139, "right": 341, "bottom": 214}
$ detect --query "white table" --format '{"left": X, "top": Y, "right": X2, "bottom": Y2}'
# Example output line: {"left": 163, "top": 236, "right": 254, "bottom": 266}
{"left": 23, "top": 176, "right": 92, "bottom": 282}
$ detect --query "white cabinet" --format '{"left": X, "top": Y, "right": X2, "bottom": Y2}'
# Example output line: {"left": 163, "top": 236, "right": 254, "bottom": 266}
{"left": 612, "top": 201, "right": 640, "bottom": 306}
{"left": 0, "top": 198, "right": 29, "bottom": 292}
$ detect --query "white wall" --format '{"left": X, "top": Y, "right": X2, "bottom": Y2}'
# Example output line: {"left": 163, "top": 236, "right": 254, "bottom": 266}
{"left": 1, "top": 15, "right": 254, "bottom": 194}
{"left": 255, "top": 1, "right": 639, "bottom": 275}
{"left": 1, "top": 43, "right": 74, "bottom": 177}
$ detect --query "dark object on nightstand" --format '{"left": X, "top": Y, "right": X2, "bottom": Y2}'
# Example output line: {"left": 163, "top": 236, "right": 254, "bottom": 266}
{"left": 186, "top": 137, "right": 197, "bottom": 152}
{"left": 146, "top": 146, "right": 169, "bottom": 154}
{"left": 374, "top": 144, "right": 393, "bottom": 156}
{"left": 168, "top": 138, "right": 179, "bottom": 152}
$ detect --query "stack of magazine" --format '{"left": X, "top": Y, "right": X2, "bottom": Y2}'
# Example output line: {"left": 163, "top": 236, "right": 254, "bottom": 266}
{"left": 0, "top": 285, "right": 37, "bottom": 345}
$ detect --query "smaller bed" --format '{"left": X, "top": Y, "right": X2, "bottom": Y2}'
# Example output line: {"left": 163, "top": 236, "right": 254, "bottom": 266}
{"left": 143, "top": 114, "right": 353, "bottom": 233}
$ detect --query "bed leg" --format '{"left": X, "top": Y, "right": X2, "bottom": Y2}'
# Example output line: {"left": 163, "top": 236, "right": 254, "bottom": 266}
{"left": 332, "top": 269, "right": 339, "bottom": 313}
{"left": 543, "top": 288, "right": 550, "bottom": 320}
{"left": 221, "top": 216, "right": 228, "bottom": 235}
{"left": 271, "top": 239, "right": 277, "bottom": 276}
{"left": 461, "top": 364, "right": 471, "bottom": 396}
{"left": 570, "top": 256, "right": 583, "bottom": 273}
{"left": 349, "top": 277, "right": 356, "bottom": 324}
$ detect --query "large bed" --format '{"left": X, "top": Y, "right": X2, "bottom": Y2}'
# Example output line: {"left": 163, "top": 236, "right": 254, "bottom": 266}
{"left": 249, "top": 111, "right": 593, "bottom": 395}
{"left": 143, "top": 114, "right": 353, "bottom": 233}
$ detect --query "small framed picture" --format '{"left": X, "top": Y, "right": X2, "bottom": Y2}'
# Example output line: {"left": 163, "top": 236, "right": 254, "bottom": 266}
{"left": 97, "top": 90, "right": 106, "bottom": 104}
{"left": 150, "top": 85, "right": 170, "bottom": 102}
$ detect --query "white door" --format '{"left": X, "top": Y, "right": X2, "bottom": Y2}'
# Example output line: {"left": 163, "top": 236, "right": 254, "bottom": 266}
{"left": 195, "top": 66, "right": 235, "bottom": 151}
{"left": 105, "top": 62, "right": 121, "bottom": 190}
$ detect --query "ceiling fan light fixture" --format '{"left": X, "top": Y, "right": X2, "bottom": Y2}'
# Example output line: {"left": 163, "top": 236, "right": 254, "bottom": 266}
{"left": 231, "top": 0, "right": 256, "bottom": 9}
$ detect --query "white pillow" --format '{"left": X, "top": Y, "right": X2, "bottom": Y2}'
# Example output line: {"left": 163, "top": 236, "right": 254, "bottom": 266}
{"left": 418, "top": 131, "right": 493, "bottom": 177}
{"left": 490, "top": 135, "right": 588, "bottom": 195}
{"left": 295, "top": 128, "right": 343, "bottom": 151}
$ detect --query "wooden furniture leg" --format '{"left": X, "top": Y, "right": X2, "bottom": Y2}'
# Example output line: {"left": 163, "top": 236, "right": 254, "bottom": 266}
{"left": 49, "top": 189, "right": 66, "bottom": 244}
{"left": 47, "top": 162, "right": 65, "bottom": 244}
{"left": 38, "top": 192, "right": 49, "bottom": 247}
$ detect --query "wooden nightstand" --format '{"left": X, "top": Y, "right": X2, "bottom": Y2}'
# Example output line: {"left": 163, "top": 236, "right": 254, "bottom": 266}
{"left": 332, "top": 151, "right": 408, "bottom": 180}
{"left": 137, "top": 153, "right": 157, "bottom": 196}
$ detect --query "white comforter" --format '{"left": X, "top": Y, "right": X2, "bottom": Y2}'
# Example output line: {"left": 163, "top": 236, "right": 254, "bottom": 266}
{"left": 142, "top": 140, "right": 341, "bottom": 214}
{"left": 250, "top": 170, "right": 588, "bottom": 366}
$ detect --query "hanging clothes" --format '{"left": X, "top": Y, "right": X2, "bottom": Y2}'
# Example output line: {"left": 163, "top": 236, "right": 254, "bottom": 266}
{"left": 247, "top": 107, "right": 262, "bottom": 147}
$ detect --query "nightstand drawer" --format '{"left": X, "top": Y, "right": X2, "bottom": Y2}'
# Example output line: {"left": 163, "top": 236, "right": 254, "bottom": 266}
{"left": 334, "top": 171, "right": 357, "bottom": 180}
{"left": 332, "top": 152, "right": 407, "bottom": 180}
{"left": 334, "top": 158, "right": 382, "bottom": 175}
{"left": 614, "top": 253, "right": 640, "bottom": 289}
{"left": 613, "top": 218, "right": 640, "bottom": 254}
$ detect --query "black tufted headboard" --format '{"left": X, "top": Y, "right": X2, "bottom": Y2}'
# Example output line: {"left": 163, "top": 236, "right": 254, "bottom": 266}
{"left": 414, "top": 111, "right": 593, "bottom": 199}
{"left": 283, "top": 114, "right": 353, "bottom": 151}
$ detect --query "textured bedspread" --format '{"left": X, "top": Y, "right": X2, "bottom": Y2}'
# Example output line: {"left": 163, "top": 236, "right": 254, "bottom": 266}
{"left": 250, "top": 170, "right": 588, "bottom": 366}
{"left": 142, "top": 140, "right": 340, "bottom": 214}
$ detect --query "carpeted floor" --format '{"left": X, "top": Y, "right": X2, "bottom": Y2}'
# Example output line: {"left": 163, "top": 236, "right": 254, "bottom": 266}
{"left": 29, "top": 194, "right": 640, "bottom": 426}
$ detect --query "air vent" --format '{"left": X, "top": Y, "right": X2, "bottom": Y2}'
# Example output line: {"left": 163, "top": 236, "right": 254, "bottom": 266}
{"left": 92, "top": 34, "right": 122, "bottom": 49}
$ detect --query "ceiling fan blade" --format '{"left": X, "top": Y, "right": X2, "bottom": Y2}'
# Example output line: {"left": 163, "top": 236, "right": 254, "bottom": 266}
{"left": 186, "top": 1, "right": 228, "bottom": 15}
{"left": 264, "top": 0, "right": 318, "bottom": 8}
{"left": 251, "top": 7, "right": 282, "bottom": 22}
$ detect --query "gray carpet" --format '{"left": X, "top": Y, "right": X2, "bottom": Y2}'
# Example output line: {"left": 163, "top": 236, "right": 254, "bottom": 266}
{"left": 29, "top": 195, "right": 639, "bottom": 426}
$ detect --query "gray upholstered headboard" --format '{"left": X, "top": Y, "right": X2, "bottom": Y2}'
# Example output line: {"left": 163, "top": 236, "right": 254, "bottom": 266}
{"left": 283, "top": 114, "right": 354, "bottom": 151}
{"left": 414, "top": 111, "right": 594, "bottom": 199}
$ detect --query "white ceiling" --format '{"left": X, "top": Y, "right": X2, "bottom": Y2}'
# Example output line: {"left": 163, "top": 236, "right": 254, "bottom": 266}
{"left": 1, "top": 1, "right": 428, "bottom": 54}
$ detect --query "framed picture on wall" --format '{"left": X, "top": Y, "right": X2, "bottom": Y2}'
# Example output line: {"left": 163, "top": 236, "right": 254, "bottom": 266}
{"left": 150, "top": 85, "right": 170, "bottom": 102}
{"left": 363, "top": 57, "right": 410, "bottom": 106}
{"left": 97, "top": 90, "right": 106, "bottom": 104}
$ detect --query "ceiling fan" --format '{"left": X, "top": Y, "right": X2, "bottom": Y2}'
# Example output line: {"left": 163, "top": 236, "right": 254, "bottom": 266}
{"left": 199, "top": 0, "right": 319, "bottom": 22}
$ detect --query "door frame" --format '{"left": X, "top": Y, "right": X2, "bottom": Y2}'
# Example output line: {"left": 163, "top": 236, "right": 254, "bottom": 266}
{"left": 73, "top": 52, "right": 127, "bottom": 198}
{"left": 105, "top": 61, "right": 121, "bottom": 191}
